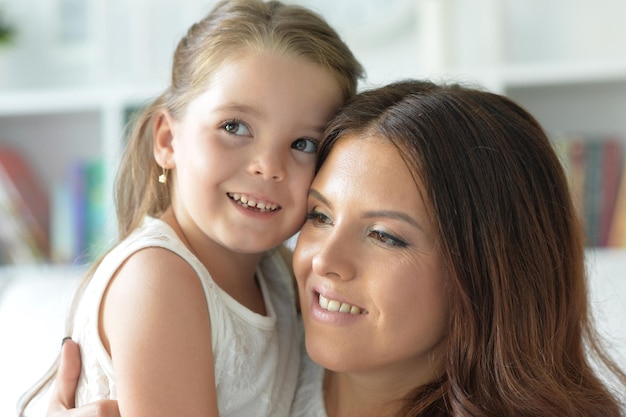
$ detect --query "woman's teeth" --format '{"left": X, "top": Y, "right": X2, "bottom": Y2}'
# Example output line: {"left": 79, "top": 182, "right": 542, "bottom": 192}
{"left": 319, "top": 294, "right": 365, "bottom": 315}
{"left": 228, "top": 193, "right": 279, "bottom": 212}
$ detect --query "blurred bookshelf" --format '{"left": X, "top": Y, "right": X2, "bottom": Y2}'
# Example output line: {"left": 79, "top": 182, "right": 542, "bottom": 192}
{"left": 0, "top": 86, "right": 158, "bottom": 266}
{"left": 0, "top": 0, "right": 625, "bottom": 271}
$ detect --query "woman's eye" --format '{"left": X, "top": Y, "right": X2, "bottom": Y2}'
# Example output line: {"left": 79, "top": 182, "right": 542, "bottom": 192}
{"left": 223, "top": 120, "right": 251, "bottom": 136}
{"left": 305, "top": 209, "right": 331, "bottom": 225}
{"left": 368, "top": 230, "right": 408, "bottom": 248}
{"left": 292, "top": 137, "right": 319, "bottom": 154}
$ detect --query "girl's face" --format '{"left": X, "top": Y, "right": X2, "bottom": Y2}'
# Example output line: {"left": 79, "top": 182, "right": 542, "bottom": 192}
{"left": 159, "top": 51, "right": 344, "bottom": 255}
{"left": 294, "top": 135, "right": 449, "bottom": 387}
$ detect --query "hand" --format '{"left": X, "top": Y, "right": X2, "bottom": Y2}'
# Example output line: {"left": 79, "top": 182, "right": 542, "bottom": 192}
{"left": 46, "top": 338, "right": 120, "bottom": 417}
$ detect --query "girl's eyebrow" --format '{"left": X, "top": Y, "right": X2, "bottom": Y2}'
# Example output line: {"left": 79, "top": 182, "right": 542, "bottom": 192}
{"left": 215, "top": 103, "right": 262, "bottom": 117}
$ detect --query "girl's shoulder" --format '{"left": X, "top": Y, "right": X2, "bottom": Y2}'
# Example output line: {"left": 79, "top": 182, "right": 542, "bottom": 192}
{"left": 109, "top": 216, "right": 197, "bottom": 272}
{"left": 94, "top": 215, "right": 206, "bottom": 311}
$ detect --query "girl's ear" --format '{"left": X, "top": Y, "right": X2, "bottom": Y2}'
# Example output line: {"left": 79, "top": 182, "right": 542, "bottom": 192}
{"left": 154, "top": 110, "right": 176, "bottom": 168}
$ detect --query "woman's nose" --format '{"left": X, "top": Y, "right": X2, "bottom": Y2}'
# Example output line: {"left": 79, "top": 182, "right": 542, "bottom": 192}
{"left": 310, "top": 229, "right": 356, "bottom": 281}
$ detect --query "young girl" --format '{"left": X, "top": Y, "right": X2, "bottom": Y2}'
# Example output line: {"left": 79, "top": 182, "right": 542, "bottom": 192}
{"left": 18, "top": 1, "right": 363, "bottom": 416}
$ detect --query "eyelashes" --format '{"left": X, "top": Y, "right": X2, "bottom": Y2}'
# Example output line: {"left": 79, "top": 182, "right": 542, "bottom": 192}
{"left": 292, "top": 137, "right": 319, "bottom": 154}
{"left": 222, "top": 119, "right": 251, "bottom": 136}
{"left": 305, "top": 208, "right": 409, "bottom": 248}
{"left": 221, "top": 119, "right": 318, "bottom": 154}
{"left": 367, "top": 230, "right": 408, "bottom": 248}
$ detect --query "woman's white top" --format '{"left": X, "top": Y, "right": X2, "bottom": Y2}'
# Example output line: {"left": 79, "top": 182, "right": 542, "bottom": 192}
{"left": 72, "top": 216, "right": 300, "bottom": 417}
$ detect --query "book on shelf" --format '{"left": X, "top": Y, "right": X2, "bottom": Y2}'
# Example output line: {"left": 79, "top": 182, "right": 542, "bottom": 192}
{"left": 600, "top": 139, "right": 623, "bottom": 247}
{"left": 0, "top": 178, "right": 44, "bottom": 264}
{"left": 553, "top": 135, "right": 625, "bottom": 248}
{"left": 608, "top": 162, "right": 626, "bottom": 247}
{"left": 0, "top": 145, "right": 50, "bottom": 264}
{"left": 51, "top": 157, "right": 108, "bottom": 264}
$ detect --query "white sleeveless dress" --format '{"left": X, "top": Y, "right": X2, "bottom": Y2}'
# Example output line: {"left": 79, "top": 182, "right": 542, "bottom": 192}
{"left": 72, "top": 216, "right": 300, "bottom": 417}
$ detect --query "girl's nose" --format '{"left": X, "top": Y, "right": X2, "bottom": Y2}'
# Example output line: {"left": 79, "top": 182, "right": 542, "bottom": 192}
{"left": 248, "top": 148, "right": 286, "bottom": 181}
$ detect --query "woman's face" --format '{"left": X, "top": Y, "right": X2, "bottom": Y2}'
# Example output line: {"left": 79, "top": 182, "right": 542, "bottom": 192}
{"left": 294, "top": 134, "right": 449, "bottom": 385}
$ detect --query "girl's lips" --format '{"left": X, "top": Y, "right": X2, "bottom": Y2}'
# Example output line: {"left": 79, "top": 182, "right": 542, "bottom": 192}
{"left": 316, "top": 291, "right": 367, "bottom": 315}
{"left": 227, "top": 192, "right": 280, "bottom": 212}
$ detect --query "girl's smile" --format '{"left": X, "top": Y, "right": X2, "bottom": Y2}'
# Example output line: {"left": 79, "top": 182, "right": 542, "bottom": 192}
{"left": 160, "top": 50, "right": 344, "bottom": 260}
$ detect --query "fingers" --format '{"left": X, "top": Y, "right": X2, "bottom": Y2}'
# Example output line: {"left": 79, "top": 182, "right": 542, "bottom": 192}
{"left": 95, "top": 400, "right": 122, "bottom": 417}
{"left": 46, "top": 338, "right": 80, "bottom": 417}
{"left": 48, "top": 400, "right": 121, "bottom": 417}
{"left": 58, "top": 338, "right": 81, "bottom": 407}
{"left": 46, "top": 338, "right": 121, "bottom": 417}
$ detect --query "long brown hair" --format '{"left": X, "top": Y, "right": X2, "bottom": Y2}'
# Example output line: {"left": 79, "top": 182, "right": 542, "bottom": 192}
{"left": 18, "top": 1, "right": 363, "bottom": 414}
{"left": 319, "top": 80, "right": 626, "bottom": 416}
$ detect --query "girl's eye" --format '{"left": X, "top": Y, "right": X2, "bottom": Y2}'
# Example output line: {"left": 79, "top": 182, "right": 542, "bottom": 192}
{"left": 292, "top": 137, "right": 319, "bottom": 154}
{"left": 368, "top": 230, "right": 408, "bottom": 248}
{"left": 305, "top": 208, "right": 332, "bottom": 226}
{"left": 223, "top": 120, "right": 251, "bottom": 136}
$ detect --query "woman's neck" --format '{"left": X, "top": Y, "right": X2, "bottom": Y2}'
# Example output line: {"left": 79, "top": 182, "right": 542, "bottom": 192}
{"left": 323, "top": 370, "right": 404, "bottom": 417}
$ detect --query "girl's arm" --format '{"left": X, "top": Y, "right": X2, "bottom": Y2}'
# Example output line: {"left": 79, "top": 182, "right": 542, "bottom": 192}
{"left": 101, "top": 247, "right": 219, "bottom": 416}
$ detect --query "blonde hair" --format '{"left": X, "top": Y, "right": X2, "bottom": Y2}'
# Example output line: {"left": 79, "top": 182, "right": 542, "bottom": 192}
{"left": 18, "top": 1, "right": 363, "bottom": 414}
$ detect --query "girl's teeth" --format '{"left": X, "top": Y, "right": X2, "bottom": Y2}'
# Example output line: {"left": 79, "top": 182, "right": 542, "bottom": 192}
{"left": 228, "top": 193, "right": 278, "bottom": 212}
{"left": 318, "top": 294, "right": 364, "bottom": 315}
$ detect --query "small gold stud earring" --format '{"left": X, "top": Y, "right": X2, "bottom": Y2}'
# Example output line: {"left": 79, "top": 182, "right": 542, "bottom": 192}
{"left": 158, "top": 166, "right": 168, "bottom": 184}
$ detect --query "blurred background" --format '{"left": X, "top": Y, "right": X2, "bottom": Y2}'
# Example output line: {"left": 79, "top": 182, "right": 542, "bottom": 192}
{"left": 1, "top": 0, "right": 626, "bottom": 89}
{"left": 0, "top": 0, "right": 625, "bottom": 415}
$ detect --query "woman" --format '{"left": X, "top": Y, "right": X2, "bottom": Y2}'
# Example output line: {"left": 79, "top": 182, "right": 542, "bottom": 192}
{"left": 47, "top": 80, "right": 626, "bottom": 416}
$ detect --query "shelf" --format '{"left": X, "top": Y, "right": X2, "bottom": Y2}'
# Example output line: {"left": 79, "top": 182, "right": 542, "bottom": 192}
{"left": 438, "top": 60, "right": 626, "bottom": 93}
{"left": 0, "top": 84, "right": 161, "bottom": 117}
{"left": 500, "top": 61, "right": 626, "bottom": 88}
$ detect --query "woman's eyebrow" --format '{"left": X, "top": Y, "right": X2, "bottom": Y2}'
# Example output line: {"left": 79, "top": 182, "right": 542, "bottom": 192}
{"left": 363, "top": 210, "right": 423, "bottom": 230}
{"left": 307, "top": 188, "right": 332, "bottom": 208}
{"left": 309, "top": 188, "right": 424, "bottom": 231}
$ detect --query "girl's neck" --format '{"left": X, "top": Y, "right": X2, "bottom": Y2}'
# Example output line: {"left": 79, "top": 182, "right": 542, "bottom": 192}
{"left": 160, "top": 209, "right": 266, "bottom": 315}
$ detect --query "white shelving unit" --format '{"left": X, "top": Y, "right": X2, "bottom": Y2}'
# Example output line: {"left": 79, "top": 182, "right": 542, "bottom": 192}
{"left": 0, "top": 86, "right": 161, "bottom": 176}
{"left": 0, "top": 85, "right": 161, "bottom": 244}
